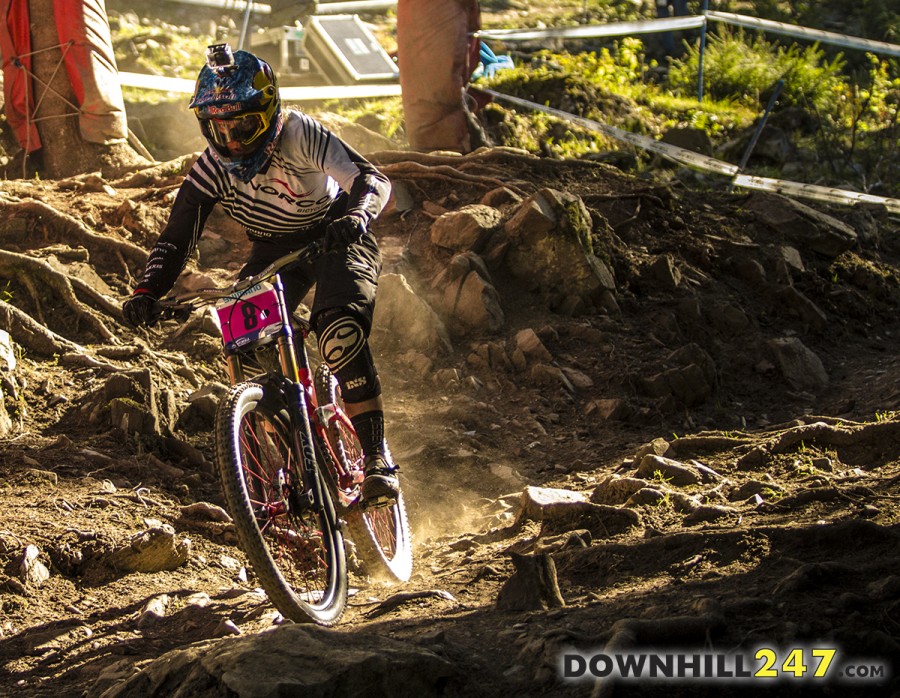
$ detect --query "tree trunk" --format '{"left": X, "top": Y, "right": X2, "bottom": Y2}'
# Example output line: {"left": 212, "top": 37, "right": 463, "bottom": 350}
{"left": 28, "top": 0, "right": 147, "bottom": 178}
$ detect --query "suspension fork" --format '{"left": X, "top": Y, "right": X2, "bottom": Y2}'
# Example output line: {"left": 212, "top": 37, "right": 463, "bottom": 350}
{"left": 274, "top": 334, "right": 326, "bottom": 513}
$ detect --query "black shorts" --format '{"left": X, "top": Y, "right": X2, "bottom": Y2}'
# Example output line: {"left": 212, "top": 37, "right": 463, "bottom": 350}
{"left": 239, "top": 230, "right": 382, "bottom": 334}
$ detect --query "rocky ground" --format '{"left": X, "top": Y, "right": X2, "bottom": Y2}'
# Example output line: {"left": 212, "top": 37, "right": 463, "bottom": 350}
{"left": 0, "top": 135, "right": 898, "bottom": 698}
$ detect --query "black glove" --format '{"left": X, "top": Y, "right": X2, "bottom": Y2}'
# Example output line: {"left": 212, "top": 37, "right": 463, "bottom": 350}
{"left": 324, "top": 214, "right": 367, "bottom": 253}
{"left": 122, "top": 292, "right": 161, "bottom": 328}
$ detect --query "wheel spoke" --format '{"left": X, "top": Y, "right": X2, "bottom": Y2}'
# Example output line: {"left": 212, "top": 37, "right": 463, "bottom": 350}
{"left": 217, "top": 382, "right": 346, "bottom": 623}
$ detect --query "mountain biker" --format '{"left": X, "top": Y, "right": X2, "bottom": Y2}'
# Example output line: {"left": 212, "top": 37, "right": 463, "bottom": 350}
{"left": 121, "top": 43, "right": 399, "bottom": 505}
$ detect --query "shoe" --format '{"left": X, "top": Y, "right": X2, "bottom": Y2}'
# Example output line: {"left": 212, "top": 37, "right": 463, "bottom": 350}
{"left": 360, "top": 453, "right": 400, "bottom": 505}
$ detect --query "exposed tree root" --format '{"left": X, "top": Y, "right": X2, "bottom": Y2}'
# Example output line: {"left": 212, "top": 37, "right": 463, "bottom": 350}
{"left": 59, "top": 352, "right": 119, "bottom": 372}
{"left": 377, "top": 161, "right": 529, "bottom": 197}
{"left": 0, "top": 301, "right": 119, "bottom": 372}
{"left": 110, "top": 153, "right": 198, "bottom": 189}
{"left": 0, "top": 300, "right": 83, "bottom": 356}
{"left": 590, "top": 598, "right": 726, "bottom": 698}
{"left": 0, "top": 199, "right": 147, "bottom": 270}
{"left": 0, "top": 250, "right": 118, "bottom": 342}
{"left": 767, "top": 419, "right": 900, "bottom": 453}
{"left": 668, "top": 434, "right": 755, "bottom": 455}
{"left": 370, "top": 146, "right": 616, "bottom": 170}
{"left": 362, "top": 589, "right": 457, "bottom": 619}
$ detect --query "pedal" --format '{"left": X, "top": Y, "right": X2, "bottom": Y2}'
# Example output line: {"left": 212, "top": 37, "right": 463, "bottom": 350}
{"left": 360, "top": 495, "right": 395, "bottom": 511}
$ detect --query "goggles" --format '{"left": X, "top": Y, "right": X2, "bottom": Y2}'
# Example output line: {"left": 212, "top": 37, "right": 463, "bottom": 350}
{"left": 199, "top": 112, "right": 268, "bottom": 151}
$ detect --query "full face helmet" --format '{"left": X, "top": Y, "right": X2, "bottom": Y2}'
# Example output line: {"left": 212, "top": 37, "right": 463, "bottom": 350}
{"left": 190, "top": 44, "right": 283, "bottom": 182}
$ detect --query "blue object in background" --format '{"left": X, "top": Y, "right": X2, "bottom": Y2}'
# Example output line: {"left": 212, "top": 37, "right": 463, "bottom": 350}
{"left": 479, "top": 42, "right": 515, "bottom": 77}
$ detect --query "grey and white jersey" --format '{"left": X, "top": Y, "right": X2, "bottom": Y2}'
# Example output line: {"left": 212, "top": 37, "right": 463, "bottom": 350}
{"left": 135, "top": 109, "right": 391, "bottom": 297}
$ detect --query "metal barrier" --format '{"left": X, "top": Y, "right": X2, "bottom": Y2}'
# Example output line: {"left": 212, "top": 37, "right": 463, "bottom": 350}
{"left": 478, "top": 12, "right": 899, "bottom": 214}
{"left": 478, "top": 11, "right": 900, "bottom": 58}
{"left": 482, "top": 88, "right": 900, "bottom": 214}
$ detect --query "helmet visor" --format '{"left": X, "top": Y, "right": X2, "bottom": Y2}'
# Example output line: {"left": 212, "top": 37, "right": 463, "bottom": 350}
{"left": 199, "top": 113, "right": 267, "bottom": 154}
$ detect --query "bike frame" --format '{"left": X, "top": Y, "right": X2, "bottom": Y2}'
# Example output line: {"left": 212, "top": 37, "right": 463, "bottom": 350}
{"left": 218, "top": 272, "right": 363, "bottom": 509}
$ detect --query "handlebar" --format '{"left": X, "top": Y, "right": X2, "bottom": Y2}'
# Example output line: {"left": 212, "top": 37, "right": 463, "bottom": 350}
{"left": 158, "top": 239, "right": 323, "bottom": 318}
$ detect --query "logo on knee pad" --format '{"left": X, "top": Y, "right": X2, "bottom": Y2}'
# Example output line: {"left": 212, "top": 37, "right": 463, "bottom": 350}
{"left": 344, "top": 376, "right": 367, "bottom": 390}
{"left": 319, "top": 315, "right": 365, "bottom": 372}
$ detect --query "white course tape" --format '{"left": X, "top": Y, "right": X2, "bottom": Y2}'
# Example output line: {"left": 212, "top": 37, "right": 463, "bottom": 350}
{"left": 706, "top": 11, "right": 900, "bottom": 58}
{"left": 119, "top": 71, "right": 402, "bottom": 100}
{"left": 478, "top": 16, "right": 705, "bottom": 42}
{"left": 119, "top": 72, "right": 196, "bottom": 94}
{"left": 315, "top": 1, "right": 398, "bottom": 14}
{"left": 483, "top": 89, "right": 739, "bottom": 176}
{"left": 732, "top": 175, "right": 900, "bottom": 214}
{"left": 484, "top": 89, "right": 900, "bottom": 214}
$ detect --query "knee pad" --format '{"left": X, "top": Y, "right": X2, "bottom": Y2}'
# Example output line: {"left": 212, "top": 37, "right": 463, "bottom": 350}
{"left": 315, "top": 309, "right": 382, "bottom": 403}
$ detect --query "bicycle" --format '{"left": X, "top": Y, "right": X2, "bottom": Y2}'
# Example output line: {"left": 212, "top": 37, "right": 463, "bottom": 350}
{"left": 158, "top": 240, "right": 412, "bottom": 625}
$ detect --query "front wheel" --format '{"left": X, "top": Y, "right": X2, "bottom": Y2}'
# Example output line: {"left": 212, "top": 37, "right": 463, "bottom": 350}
{"left": 314, "top": 364, "right": 413, "bottom": 583}
{"left": 216, "top": 381, "right": 347, "bottom": 625}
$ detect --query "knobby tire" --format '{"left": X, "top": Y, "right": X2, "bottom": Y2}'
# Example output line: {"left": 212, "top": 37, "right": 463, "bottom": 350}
{"left": 216, "top": 381, "right": 348, "bottom": 625}
{"left": 314, "top": 364, "right": 413, "bottom": 583}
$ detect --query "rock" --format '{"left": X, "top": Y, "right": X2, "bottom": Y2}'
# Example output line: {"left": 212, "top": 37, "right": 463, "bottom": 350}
{"left": 642, "top": 363, "right": 712, "bottom": 407}
{"left": 729, "top": 255, "right": 767, "bottom": 286}
{"left": 496, "top": 552, "right": 565, "bottom": 611}
{"left": 453, "top": 270, "right": 505, "bottom": 332}
{"left": 179, "top": 502, "right": 232, "bottom": 523}
{"left": 590, "top": 476, "right": 650, "bottom": 505}
{"left": 624, "top": 487, "right": 667, "bottom": 507}
{"left": 707, "top": 301, "right": 751, "bottom": 335}
{"left": 108, "top": 525, "right": 191, "bottom": 573}
{"left": 747, "top": 192, "right": 857, "bottom": 257}
{"left": 649, "top": 254, "right": 682, "bottom": 289}
{"left": 561, "top": 367, "right": 594, "bottom": 390}
{"left": 519, "top": 486, "right": 589, "bottom": 522}
{"left": 866, "top": 575, "right": 900, "bottom": 601}
{"left": 767, "top": 336, "right": 829, "bottom": 391}
{"left": 177, "top": 383, "right": 226, "bottom": 432}
{"left": 503, "top": 188, "right": 616, "bottom": 309}
{"left": 19, "top": 545, "right": 50, "bottom": 587}
{"left": 529, "top": 363, "right": 575, "bottom": 391}
{"left": 633, "top": 437, "right": 671, "bottom": 462}
{"left": 585, "top": 397, "right": 632, "bottom": 421}
{"left": 398, "top": 350, "right": 434, "bottom": 378}
{"left": 480, "top": 186, "right": 523, "bottom": 209}
{"left": 624, "top": 487, "right": 700, "bottom": 514}
{"left": 776, "top": 285, "right": 828, "bottom": 332}
{"left": 539, "top": 501, "right": 642, "bottom": 539}
{"left": 430, "top": 204, "right": 502, "bottom": 252}
{"left": 96, "top": 623, "right": 459, "bottom": 697}
{"left": 213, "top": 619, "right": 242, "bottom": 637}
{"left": 736, "top": 447, "right": 770, "bottom": 470}
{"left": 661, "top": 127, "right": 713, "bottom": 155}
{"left": 137, "top": 594, "right": 170, "bottom": 626}
{"left": 0, "top": 329, "right": 16, "bottom": 371}
{"left": 533, "top": 530, "right": 592, "bottom": 554}
{"left": 514, "top": 328, "right": 552, "bottom": 363}
{"left": 435, "top": 253, "right": 504, "bottom": 333}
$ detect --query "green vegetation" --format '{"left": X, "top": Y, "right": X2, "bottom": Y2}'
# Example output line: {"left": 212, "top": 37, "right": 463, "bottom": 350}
{"left": 668, "top": 29, "right": 847, "bottom": 112}
{"left": 103, "top": 2, "right": 898, "bottom": 197}
{"left": 474, "top": 20, "right": 898, "bottom": 196}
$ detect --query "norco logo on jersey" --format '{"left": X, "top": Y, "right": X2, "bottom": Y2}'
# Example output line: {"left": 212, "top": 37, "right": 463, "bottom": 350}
{"left": 248, "top": 180, "right": 331, "bottom": 208}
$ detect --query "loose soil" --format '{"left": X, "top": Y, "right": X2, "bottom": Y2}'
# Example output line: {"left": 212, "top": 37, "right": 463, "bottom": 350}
{"left": 0, "top": 146, "right": 898, "bottom": 698}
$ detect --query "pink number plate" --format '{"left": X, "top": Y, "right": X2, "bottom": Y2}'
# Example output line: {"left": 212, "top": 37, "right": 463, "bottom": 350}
{"left": 213, "top": 282, "right": 284, "bottom": 350}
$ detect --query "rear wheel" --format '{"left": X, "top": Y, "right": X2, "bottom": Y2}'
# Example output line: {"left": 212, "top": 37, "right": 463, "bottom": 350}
{"left": 216, "top": 381, "right": 347, "bottom": 624}
{"left": 314, "top": 364, "right": 413, "bottom": 582}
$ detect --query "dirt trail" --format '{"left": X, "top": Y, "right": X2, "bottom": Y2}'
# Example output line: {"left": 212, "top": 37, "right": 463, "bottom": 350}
{"left": 0, "top": 150, "right": 898, "bottom": 696}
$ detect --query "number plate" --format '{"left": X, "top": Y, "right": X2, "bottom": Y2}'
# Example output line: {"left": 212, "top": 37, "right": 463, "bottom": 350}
{"left": 212, "top": 282, "right": 284, "bottom": 351}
